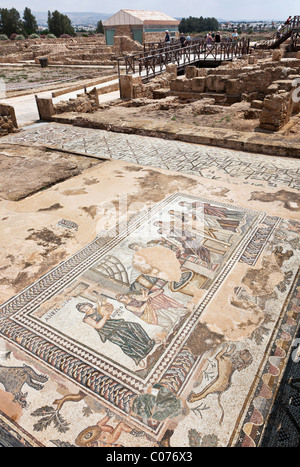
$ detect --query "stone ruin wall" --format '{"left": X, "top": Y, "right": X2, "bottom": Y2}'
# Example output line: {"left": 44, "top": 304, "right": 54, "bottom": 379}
{"left": 113, "top": 35, "right": 143, "bottom": 54}
{"left": 122, "top": 49, "right": 300, "bottom": 132}
{"left": 0, "top": 35, "right": 119, "bottom": 65}
{"left": 35, "top": 87, "right": 100, "bottom": 120}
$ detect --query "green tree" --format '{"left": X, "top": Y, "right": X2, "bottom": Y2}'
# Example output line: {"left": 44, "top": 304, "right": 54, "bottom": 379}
{"left": 0, "top": 8, "right": 24, "bottom": 36}
{"left": 47, "top": 10, "right": 75, "bottom": 37}
{"left": 96, "top": 20, "right": 104, "bottom": 34}
{"left": 179, "top": 16, "right": 220, "bottom": 34}
{"left": 23, "top": 7, "right": 38, "bottom": 35}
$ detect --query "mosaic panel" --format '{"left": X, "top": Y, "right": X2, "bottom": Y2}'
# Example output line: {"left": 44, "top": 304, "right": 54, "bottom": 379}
{"left": 0, "top": 193, "right": 264, "bottom": 437}
{"left": 1, "top": 192, "right": 299, "bottom": 446}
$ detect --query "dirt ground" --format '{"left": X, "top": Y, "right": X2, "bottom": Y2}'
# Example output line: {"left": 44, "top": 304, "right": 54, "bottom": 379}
{"left": 0, "top": 65, "right": 116, "bottom": 97}
{"left": 96, "top": 96, "right": 260, "bottom": 132}
{"left": 0, "top": 144, "right": 102, "bottom": 201}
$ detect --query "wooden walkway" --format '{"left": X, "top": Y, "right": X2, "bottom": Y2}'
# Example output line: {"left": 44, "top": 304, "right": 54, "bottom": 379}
{"left": 118, "top": 38, "right": 250, "bottom": 80}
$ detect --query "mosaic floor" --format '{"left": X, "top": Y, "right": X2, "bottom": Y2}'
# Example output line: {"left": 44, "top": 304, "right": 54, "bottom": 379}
{"left": 0, "top": 123, "right": 300, "bottom": 448}
{"left": 3, "top": 122, "right": 300, "bottom": 190}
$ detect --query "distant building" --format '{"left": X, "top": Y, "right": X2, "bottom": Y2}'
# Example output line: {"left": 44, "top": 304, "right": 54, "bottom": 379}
{"left": 103, "top": 9, "right": 180, "bottom": 45}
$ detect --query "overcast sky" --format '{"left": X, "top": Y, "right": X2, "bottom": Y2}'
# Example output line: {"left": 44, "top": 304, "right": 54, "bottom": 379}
{"left": 1, "top": 0, "right": 298, "bottom": 21}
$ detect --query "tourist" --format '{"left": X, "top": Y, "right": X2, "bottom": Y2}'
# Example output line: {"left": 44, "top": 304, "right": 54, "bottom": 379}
{"left": 277, "top": 24, "right": 284, "bottom": 39}
{"left": 232, "top": 29, "right": 239, "bottom": 41}
{"left": 165, "top": 29, "right": 170, "bottom": 45}
{"left": 215, "top": 31, "right": 221, "bottom": 43}
{"left": 186, "top": 34, "right": 191, "bottom": 45}
{"left": 285, "top": 15, "right": 292, "bottom": 25}
{"left": 206, "top": 33, "right": 213, "bottom": 46}
{"left": 179, "top": 32, "right": 186, "bottom": 47}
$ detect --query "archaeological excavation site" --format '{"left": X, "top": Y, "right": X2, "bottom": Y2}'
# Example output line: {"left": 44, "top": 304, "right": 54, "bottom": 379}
{"left": 0, "top": 9, "right": 300, "bottom": 450}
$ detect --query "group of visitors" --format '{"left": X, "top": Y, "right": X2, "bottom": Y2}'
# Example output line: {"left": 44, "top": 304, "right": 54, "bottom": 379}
{"left": 164, "top": 28, "right": 241, "bottom": 47}
{"left": 164, "top": 30, "right": 191, "bottom": 47}
{"left": 205, "top": 29, "right": 238, "bottom": 45}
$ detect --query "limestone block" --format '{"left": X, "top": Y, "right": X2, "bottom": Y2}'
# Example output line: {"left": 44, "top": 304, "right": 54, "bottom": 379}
{"left": 205, "top": 75, "right": 228, "bottom": 93}
{"left": 226, "top": 79, "right": 242, "bottom": 95}
{"left": 273, "top": 79, "right": 295, "bottom": 92}
{"left": 272, "top": 50, "right": 283, "bottom": 61}
{"left": 251, "top": 100, "right": 263, "bottom": 109}
{"left": 165, "top": 64, "right": 177, "bottom": 78}
{"left": 260, "top": 90, "right": 292, "bottom": 130}
{"left": 267, "top": 83, "right": 279, "bottom": 94}
{"left": 170, "top": 78, "right": 188, "bottom": 92}
{"left": 248, "top": 56, "right": 257, "bottom": 65}
{"left": 0, "top": 103, "right": 18, "bottom": 128}
{"left": 119, "top": 75, "right": 142, "bottom": 98}
{"left": 35, "top": 97, "right": 55, "bottom": 120}
{"left": 191, "top": 77, "right": 206, "bottom": 93}
{"left": 185, "top": 66, "right": 197, "bottom": 79}
{"left": 0, "top": 116, "right": 19, "bottom": 135}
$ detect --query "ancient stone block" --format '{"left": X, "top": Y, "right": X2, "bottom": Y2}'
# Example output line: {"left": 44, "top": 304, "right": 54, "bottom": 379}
{"left": 0, "top": 103, "right": 18, "bottom": 128}
{"left": 206, "top": 75, "right": 228, "bottom": 93}
{"left": 119, "top": 75, "right": 142, "bottom": 98}
{"left": 191, "top": 77, "right": 206, "bottom": 93}
{"left": 170, "top": 78, "right": 188, "bottom": 92}
{"left": 251, "top": 100, "right": 263, "bottom": 109}
{"left": 226, "top": 79, "right": 242, "bottom": 95}
{"left": 185, "top": 66, "right": 197, "bottom": 79}
{"left": 165, "top": 64, "right": 177, "bottom": 78}
{"left": 35, "top": 97, "right": 55, "bottom": 120}
{"left": 272, "top": 50, "right": 283, "bottom": 61}
{"left": 260, "top": 90, "right": 292, "bottom": 131}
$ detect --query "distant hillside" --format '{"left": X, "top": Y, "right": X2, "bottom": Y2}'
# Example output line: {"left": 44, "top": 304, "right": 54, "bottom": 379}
{"left": 33, "top": 11, "right": 112, "bottom": 27}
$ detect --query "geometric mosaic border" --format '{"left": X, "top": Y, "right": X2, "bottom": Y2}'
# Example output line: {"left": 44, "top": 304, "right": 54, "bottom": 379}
{"left": 233, "top": 267, "right": 300, "bottom": 447}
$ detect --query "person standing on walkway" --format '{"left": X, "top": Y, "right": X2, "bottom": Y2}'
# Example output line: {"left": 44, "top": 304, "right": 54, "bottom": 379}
{"left": 206, "top": 33, "right": 213, "bottom": 46}
{"left": 165, "top": 30, "right": 170, "bottom": 46}
{"left": 179, "top": 32, "right": 186, "bottom": 47}
{"left": 232, "top": 29, "right": 239, "bottom": 41}
{"left": 215, "top": 31, "right": 221, "bottom": 43}
{"left": 277, "top": 24, "right": 283, "bottom": 39}
{"left": 285, "top": 15, "right": 292, "bottom": 25}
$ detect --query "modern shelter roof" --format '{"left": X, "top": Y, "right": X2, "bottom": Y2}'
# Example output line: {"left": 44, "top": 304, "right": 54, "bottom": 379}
{"left": 103, "top": 9, "right": 180, "bottom": 26}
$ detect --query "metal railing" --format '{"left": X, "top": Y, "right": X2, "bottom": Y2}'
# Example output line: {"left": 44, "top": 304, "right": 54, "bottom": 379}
{"left": 121, "top": 38, "right": 250, "bottom": 79}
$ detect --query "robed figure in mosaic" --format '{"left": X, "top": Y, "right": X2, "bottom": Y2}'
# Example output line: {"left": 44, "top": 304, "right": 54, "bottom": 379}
{"left": 76, "top": 299, "right": 155, "bottom": 367}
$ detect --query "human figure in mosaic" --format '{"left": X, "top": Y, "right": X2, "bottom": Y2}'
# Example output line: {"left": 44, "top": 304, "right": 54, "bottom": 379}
{"left": 76, "top": 299, "right": 155, "bottom": 368}
{"left": 75, "top": 411, "right": 133, "bottom": 447}
{"left": 116, "top": 287, "right": 188, "bottom": 331}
